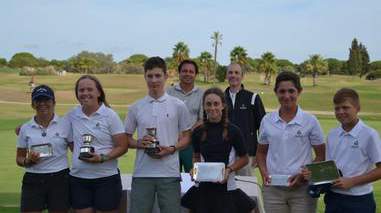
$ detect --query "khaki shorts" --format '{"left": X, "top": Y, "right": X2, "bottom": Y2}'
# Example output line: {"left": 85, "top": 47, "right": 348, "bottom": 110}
{"left": 263, "top": 185, "right": 317, "bottom": 213}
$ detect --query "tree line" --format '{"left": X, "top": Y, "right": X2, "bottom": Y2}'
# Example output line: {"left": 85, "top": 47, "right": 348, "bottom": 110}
{"left": 1, "top": 35, "right": 380, "bottom": 84}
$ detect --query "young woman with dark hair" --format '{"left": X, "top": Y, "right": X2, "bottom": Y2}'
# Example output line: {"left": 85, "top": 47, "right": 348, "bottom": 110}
{"left": 16, "top": 85, "right": 72, "bottom": 213}
{"left": 181, "top": 87, "right": 255, "bottom": 213}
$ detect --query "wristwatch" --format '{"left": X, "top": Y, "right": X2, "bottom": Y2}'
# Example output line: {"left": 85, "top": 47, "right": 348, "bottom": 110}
{"left": 100, "top": 154, "right": 109, "bottom": 163}
{"left": 170, "top": 145, "right": 176, "bottom": 154}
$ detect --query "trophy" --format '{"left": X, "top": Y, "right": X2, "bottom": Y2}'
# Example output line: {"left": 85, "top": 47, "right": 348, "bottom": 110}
{"left": 144, "top": 127, "right": 160, "bottom": 157}
{"left": 79, "top": 134, "right": 95, "bottom": 159}
{"left": 30, "top": 143, "right": 53, "bottom": 158}
{"left": 269, "top": 175, "right": 291, "bottom": 186}
{"left": 306, "top": 160, "right": 341, "bottom": 198}
{"left": 193, "top": 162, "right": 225, "bottom": 182}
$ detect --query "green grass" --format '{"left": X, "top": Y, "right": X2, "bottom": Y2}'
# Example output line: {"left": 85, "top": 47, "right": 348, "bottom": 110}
{"left": 0, "top": 73, "right": 380, "bottom": 212}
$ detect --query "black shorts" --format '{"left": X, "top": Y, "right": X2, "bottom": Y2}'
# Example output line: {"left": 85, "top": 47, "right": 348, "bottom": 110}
{"left": 181, "top": 184, "right": 256, "bottom": 213}
{"left": 69, "top": 173, "right": 122, "bottom": 211}
{"left": 20, "top": 168, "right": 70, "bottom": 212}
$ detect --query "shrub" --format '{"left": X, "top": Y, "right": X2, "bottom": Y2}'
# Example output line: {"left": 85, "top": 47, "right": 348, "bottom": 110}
{"left": 19, "top": 66, "right": 58, "bottom": 76}
{"left": 216, "top": 65, "right": 227, "bottom": 82}
{"left": 114, "top": 64, "right": 144, "bottom": 74}
{"left": 366, "top": 69, "right": 381, "bottom": 80}
{"left": 0, "top": 67, "right": 20, "bottom": 73}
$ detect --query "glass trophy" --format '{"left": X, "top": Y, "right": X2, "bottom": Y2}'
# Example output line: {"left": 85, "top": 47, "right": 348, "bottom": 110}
{"left": 79, "top": 134, "right": 95, "bottom": 159}
{"left": 144, "top": 127, "right": 160, "bottom": 157}
{"left": 269, "top": 175, "right": 291, "bottom": 186}
{"left": 30, "top": 143, "right": 53, "bottom": 158}
{"left": 306, "top": 160, "right": 340, "bottom": 185}
{"left": 192, "top": 162, "right": 225, "bottom": 182}
{"left": 306, "top": 160, "right": 341, "bottom": 198}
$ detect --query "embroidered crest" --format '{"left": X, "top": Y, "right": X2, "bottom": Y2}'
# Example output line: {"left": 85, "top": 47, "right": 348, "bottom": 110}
{"left": 296, "top": 130, "right": 303, "bottom": 137}
{"left": 239, "top": 104, "right": 247, "bottom": 110}
{"left": 351, "top": 140, "right": 359, "bottom": 148}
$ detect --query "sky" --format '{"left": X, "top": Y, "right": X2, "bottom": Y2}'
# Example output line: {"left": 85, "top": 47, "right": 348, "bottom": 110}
{"left": 1, "top": 0, "right": 380, "bottom": 64}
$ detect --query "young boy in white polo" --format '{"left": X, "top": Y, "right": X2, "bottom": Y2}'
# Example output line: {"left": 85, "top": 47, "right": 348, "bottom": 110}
{"left": 125, "top": 56, "right": 192, "bottom": 213}
{"left": 324, "top": 88, "right": 381, "bottom": 213}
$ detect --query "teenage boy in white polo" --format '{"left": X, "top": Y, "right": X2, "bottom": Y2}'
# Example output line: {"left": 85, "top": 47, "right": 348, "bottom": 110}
{"left": 324, "top": 88, "right": 381, "bottom": 213}
{"left": 125, "top": 56, "right": 191, "bottom": 213}
{"left": 224, "top": 63, "right": 266, "bottom": 176}
{"left": 167, "top": 59, "right": 203, "bottom": 172}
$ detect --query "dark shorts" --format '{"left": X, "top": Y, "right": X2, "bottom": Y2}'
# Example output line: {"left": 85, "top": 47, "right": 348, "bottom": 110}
{"left": 20, "top": 168, "right": 70, "bottom": 212}
{"left": 324, "top": 191, "right": 376, "bottom": 213}
{"left": 181, "top": 184, "right": 256, "bottom": 213}
{"left": 69, "top": 173, "right": 122, "bottom": 211}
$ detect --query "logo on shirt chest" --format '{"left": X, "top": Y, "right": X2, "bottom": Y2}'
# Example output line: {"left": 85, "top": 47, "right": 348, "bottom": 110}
{"left": 239, "top": 104, "right": 247, "bottom": 110}
{"left": 93, "top": 122, "right": 104, "bottom": 130}
{"left": 295, "top": 130, "right": 303, "bottom": 137}
{"left": 351, "top": 140, "right": 359, "bottom": 148}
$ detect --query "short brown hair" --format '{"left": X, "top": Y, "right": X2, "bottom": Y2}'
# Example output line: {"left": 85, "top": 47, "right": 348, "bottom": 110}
{"left": 333, "top": 88, "right": 360, "bottom": 107}
{"left": 144, "top": 56, "right": 167, "bottom": 74}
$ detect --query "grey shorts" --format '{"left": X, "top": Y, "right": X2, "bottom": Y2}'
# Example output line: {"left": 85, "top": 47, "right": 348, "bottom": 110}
{"left": 130, "top": 177, "right": 181, "bottom": 213}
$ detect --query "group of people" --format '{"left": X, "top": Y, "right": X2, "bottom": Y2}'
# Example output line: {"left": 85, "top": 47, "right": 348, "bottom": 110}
{"left": 16, "top": 56, "right": 381, "bottom": 213}
{"left": 17, "top": 75, "right": 128, "bottom": 213}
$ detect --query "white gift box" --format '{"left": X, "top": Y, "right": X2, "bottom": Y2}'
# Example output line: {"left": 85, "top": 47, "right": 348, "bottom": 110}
{"left": 193, "top": 162, "right": 225, "bottom": 182}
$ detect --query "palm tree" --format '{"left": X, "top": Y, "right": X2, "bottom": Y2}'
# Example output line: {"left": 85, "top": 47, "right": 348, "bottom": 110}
{"left": 257, "top": 52, "right": 277, "bottom": 85}
{"left": 230, "top": 46, "right": 249, "bottom": 72}
{"left": 306, "top": 54, "right": 328, "bottom": 86}
{"left": 172, "top": 42, "right": 190, "bottom": 68}
{"left": 198, "top": 51, "right": 213, "bottom": 83}
{"left": 211, "top": 31, "right": 222, "bottom": 81}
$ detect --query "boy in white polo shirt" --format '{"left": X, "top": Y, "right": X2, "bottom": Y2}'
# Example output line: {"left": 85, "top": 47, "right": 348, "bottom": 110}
{"left": 125, "top": 56, "right": 192, "bottom": 213}
{"left": 324, "top": 88, "right": 381, "bottom": 213}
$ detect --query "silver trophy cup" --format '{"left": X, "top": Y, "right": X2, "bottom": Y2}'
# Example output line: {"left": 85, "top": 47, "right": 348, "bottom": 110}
{"left": 79, "top": 134, "right": 95, "bottom": 159}
{"left": 145, "top": 127, "right": 160, "bottom": 157}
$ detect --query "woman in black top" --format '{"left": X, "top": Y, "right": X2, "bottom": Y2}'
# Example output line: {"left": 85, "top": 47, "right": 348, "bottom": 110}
{"left": 181, "top": 87, "right": 255, "bottom": 213}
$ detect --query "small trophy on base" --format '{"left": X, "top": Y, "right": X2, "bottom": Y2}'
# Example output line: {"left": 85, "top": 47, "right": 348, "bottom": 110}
{"left": 79, "top": 134, "right": 95, "bottom": 159}
{"left": 144, "top": 127, "right": 160, "bottom": 157}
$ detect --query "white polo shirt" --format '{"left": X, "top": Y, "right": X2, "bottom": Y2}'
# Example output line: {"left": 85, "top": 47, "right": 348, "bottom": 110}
{"left": 258, "top": 107, "right": 324, "bottom": 176}
{"left": 125, "top": 93, "right": 191, "bottom": 178}
{"left": 327, "top": 120, "right": 381, "bottom": 196}
{"left": 17, "top": 114, "right": 71, "bottom": 173}
{"left": 67, "top": 104, "right": 125, "bottom": 179}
